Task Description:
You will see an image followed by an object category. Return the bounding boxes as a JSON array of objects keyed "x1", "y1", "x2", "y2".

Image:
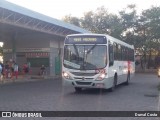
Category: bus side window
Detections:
[
  {"x1": 118, "y1": 44, "x2": 122, "y2": 60},
  {"x1": 113, "y1": 43, "x2": 117, "y2": 60},
  {"x1": 109, "y1": 41, "x2": 114, "y2": 66}
]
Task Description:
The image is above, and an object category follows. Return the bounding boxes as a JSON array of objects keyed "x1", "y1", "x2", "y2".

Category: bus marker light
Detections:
[
  {"x1": 113, "y1": 70, "x2": 117, "y2": 72},
  {"x1": 96, "y1": 83, "x2": 104, "y2": 88},
  {"x1": 158, "y1": 68, "x2": 160, "y2": 77},
  {"x1": 97, "y1": 73, "x2": 106, "y2": 80},
  {"x1": 63, "y1": 72, "x2": 70, "y2": 79},
  {"x1": 95, "y1": 69, "x2": 106, "y2": 74}
]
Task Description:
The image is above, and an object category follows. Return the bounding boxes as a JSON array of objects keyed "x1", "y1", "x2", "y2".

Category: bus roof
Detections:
[{"x1": 66, "y1": 34, "x2": 134, "y2": 49}]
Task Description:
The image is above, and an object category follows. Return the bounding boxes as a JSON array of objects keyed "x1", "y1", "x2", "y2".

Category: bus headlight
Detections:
[
  {"x1": 158, "y1": 68, "x2": 160, "y2": 77},
  {"x1": 62, "y1": 72, "x2": 71, "y2": 79},
  {"x1": 97, "y1": 73, "x2": 106, "y2": 80}
]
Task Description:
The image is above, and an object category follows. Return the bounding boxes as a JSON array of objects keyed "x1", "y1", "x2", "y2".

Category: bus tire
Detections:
[
  {"x1": 75, "y1": 87, "x2": 82, "y2": 92},
  {"x1": 108, "y1": 75, "x2": 117, "y2": 92},
  {"x1": 125, "y1": 72, "x2": 130, "y2": 85}
]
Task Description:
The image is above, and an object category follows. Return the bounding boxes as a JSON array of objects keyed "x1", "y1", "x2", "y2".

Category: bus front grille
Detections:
[
  {"x1": 74, "y1": 77, "x2": 93, "y2": 80},
  {"x1": 76, "y1": 81, "x2": 92, "y2": 85},
  {"x1": 71, "y1": 72, "x2": 97, "y2": 76}
]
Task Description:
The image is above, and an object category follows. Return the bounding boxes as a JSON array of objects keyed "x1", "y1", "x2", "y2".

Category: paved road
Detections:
[{"x1": 0, "y1": 74, "x2": 159, "y2": 120}]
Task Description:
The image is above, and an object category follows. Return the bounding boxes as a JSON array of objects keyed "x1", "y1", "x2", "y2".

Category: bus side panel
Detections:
[{"x1": 108, "y1": 61, "x2": 134, "y2": 85}]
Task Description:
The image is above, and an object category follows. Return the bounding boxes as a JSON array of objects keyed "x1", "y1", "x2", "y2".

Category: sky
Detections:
[{"x1": 5, "y1": 0, "x2": 160, "y2": 20}]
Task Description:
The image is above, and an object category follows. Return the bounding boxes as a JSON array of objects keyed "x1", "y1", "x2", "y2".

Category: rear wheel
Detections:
[
  {"x1": 108, "y1": 75, "x2": 117, "y2": 92},
  {"x1": 74, "y1": 87, "x2": 82, "y2": 92}
]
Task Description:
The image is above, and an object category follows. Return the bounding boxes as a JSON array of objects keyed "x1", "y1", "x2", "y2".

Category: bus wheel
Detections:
[
  {"x1": 108, "y1": 75, "x2": 117, "y2": 92},
  {"x1": 125, "y1": 72, "x2": 130, "y2": 85},
  {"x1": 75, "y1": 87, "x2": 82, "y2": 92}
]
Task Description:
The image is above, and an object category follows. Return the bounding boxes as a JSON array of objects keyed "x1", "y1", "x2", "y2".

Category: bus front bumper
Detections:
[{"x1": 62, "y1": 77, "x2": 113, "y2": 89}]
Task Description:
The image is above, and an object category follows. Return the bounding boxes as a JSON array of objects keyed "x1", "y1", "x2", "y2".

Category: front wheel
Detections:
[{"x1": 108, "y1": 75, "x2": 117, "y2": 92}]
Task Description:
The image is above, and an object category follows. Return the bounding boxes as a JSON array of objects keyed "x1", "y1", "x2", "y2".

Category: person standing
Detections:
[
  {"x1": 11, "y1": 61, "x2": 15, "y2": 79},
  {"x1": 0, "y1": 62, "x2": 3, "y2": 80},
  {"x1": 27, "y1": 62, "x2": 31, "y2": 73},
  {"x1": 40, "y1": 65, "x2": 45, "y2": 76},
  {"x1": 14, "y1": 63, "x2": 19, "y2": 79},
  {"x1": 23, "y1": 63, "x2": 28, "y2": 75},
  {"x1": 4, "y1": 61, "x2": 9, "y2": 78}
]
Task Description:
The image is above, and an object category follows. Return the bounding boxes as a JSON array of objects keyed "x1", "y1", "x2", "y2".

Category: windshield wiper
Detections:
[
  {"x1": 85, "y1": 44, "x2": 97, "y2": 61},
  {"x1": 82, "y1": 44, "x2": 97, "y2": 70},
  {"x1": 86, "y1": 44, "x2": 97, "y2": 54}
]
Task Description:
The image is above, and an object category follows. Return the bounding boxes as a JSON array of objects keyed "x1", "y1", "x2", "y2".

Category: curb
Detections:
[{"x1": 0, "y1": 75, "x2": 61, "y2": 85}]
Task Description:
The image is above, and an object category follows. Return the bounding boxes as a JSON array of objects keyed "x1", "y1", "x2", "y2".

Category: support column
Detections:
[
  {"x1": 12, "y1": 32, "x2": 17, "y2": 61},
  {"x1": 50, "y1": 47, "x2": 58, "y2": 76}
]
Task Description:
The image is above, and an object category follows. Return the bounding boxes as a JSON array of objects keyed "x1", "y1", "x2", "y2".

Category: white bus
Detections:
[{"x1": 62, "y1": 34, "x2": 135, "y2": 92}]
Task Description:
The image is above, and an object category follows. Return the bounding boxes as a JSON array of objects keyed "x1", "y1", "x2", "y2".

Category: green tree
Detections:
[
  {"x1": 63, "y1": 6, "x2": 123, "y2": 39},
  {"x1": 81, "y1": 6, "x2": 123, "y2": 39},
  {"x1": 62, "y1": 5, "x2": 160, "y2": 69},
  {"x1": 62, "y1": 15, "x2": 81, "y2": 27},
  {"x1": 81, "y1": 11, "x2": 96, "y2": 32},
  {"x1": 119, "y1": 5, "x2": 138, "y2": 44},
  {"x1": 140, "y1": 6, "x2": 160, "y2": 68}
]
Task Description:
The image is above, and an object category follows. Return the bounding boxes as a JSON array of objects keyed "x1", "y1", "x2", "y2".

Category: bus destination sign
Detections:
[{"x1": 65, "y1": 36, "x2": 107, "y2": 44}]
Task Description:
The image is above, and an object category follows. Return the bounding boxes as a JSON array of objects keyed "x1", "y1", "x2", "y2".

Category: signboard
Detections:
[
  {"x1": 17, "y1": 48, "x2": 50, "y2": 52},
  {"x1": 25, "y1": 52, "x2": 49, "y2": 58},
  {"x1": 3, "y1": 49, "x2": 13, "y2": 53},
  {"x1": 65, "y1": 36, "x2": 107, "y2": 44}
]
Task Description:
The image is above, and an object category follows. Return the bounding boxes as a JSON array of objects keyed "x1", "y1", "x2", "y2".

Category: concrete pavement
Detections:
[
  {"x1": 0, "y1": 73, "x2": 159, "y2": 120},
  {"x1": 0, "y1": 74, "x2": 61, "y2": 84}
]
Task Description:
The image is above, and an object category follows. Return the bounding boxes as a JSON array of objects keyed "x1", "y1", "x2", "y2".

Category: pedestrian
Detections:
[
  {"x1": 13, "y1": 63, "x2": 18, "y2": 79},
  {"x1": 11, "y1": 61, "x2": 15, "y2": 79},
  {"x1": 27, "y1": 62, "x2": 31, "y2": 73},
  {"x1": 23, "y1": 63, "x2": 28, "y2": 75},
  {"x1": 4, "y1": 61, "x2": 9, "y2": 78},
  {"x1": 0, "y1": 62, "x2": 3, "y2": 80},
  {"x1": 40, "y1": 65, "x2": 45, "y2": 76}
]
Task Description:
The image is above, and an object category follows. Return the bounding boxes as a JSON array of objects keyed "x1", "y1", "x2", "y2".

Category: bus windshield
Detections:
[{"x1": 63, "y1": 45, "x2": 107, "y2": 70}]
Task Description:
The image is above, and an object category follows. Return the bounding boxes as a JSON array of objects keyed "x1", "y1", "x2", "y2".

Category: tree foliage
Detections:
[
  {"x1": 62, "y1": 15, "x2": 81, "y2": 27},
  {"x1": 63, "y1": 5, "x2": 160, "y2": 62}
]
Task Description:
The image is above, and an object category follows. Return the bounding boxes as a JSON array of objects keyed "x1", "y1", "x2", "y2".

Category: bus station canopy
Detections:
[{"x1": 0, "y1": 0, "x2": 90, "y2": 38}]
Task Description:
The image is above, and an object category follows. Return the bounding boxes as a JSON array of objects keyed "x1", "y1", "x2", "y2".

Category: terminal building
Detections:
[{"x1": 0, "y1": 0, "x2": 90, "y2": 76}]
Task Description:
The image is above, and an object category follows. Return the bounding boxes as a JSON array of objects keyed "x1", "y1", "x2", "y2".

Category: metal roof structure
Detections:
[{"x1": 0, "y1": 0, "x2": 90, "y2": 37}]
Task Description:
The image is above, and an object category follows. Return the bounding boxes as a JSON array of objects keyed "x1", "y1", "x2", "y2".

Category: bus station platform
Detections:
[{"x1": 0, "y1": 75, "x2": 61, "y2": 85}]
